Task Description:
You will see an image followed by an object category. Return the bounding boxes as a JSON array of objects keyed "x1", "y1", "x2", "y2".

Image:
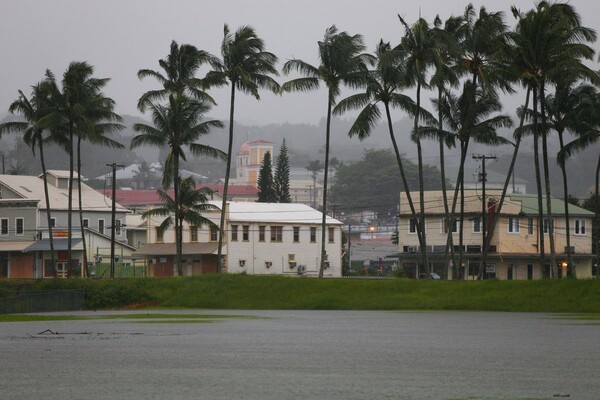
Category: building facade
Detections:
[
  {"x1": 136, "y1": 201, "x2": 343, "y2": 277},
  {"x1": 397, "y1": 190, "x2": 595, "y2": 280}
]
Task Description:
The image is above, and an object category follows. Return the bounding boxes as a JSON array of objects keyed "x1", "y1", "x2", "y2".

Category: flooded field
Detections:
[{"x1": 1, "y1": 310, "x2": 598, "y2": 399}]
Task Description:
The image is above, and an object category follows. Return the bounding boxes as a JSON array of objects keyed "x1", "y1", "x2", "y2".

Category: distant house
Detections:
[
  {"x1": 397, "y1": 190, "x2": 595, "y2": 280},
  {"x1": 135, "y1": 201, "x2": 343, "y2": 277},
  {"x1": 0, "y1": 171, "x2": 133, "y2": 278}
]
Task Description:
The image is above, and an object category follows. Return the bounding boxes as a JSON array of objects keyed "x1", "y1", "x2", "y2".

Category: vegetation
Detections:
[
  {"x1": 2, "y1": 276, "x2": 600, "y2": 312},
  {"x1": 273, "y1": 138, "x2": 291, "y2": 203},
  {"x1": 256, "y1": 151, "x2": 276, "y2": 202}
]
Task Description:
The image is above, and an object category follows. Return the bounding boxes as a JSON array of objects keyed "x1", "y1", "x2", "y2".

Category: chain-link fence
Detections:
[{"x1": 0, "y1": 289, "x2": 84, "y2": 314}]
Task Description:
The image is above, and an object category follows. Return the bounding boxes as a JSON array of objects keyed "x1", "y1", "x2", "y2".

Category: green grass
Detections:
[{"x1": 2, "y1": 275, "x2": 600, "y2": 313}]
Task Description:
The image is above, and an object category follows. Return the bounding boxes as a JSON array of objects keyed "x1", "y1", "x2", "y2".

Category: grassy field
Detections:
[{"x1": 2, "y1": 274, "x2": 600, "y2": 313}]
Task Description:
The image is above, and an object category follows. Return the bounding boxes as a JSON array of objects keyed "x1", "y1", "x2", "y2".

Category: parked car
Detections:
[{"x1": 420, "y1": 272, "x2": 441, "y2": 280}]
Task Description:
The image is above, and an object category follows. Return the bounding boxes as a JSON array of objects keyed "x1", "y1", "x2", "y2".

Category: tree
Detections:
[
  {"x1": 131, "y1": 95, "x2": 225, "y2": 275},
  {"x1": 305, "y1": 159, "x2": 324, "y2": 209},
  {"x1": 135, "y1": 41, "x2": 225, "y2": 276},
  {"x1": 0, "y1": 80, "x2": 59, "y2": 276},
  {"x1": 133, "y1": 160, "x2": 158, "y2": 189},
  {"x1": 282, "y1": 25, "x2": 369, "y2": 277},
  {"x1": 418, "y1": 81, "x2": 512, "y2": 276},
  {"x1": 274, "y1": 139, "x2": 291, "y2": 203},
  {"x1": 257, "y1": 151, "x2": 276, "y2": 202},
  {"x1": 142, "y1": 176, "x2": 218, "y2": 275},
  {"x1": 205, "y1": 24, "x2": 280, "y2": 273},
  {"x1": 44, "y1": 62, "x2": 123, "y2": 276}
]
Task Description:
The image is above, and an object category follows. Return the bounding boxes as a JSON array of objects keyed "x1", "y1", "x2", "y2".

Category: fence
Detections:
[
  {"x1": 87, "y1": 263, "x2": 146, "y2": 278},
  {"x1": 0, "y1": 289, "x2": 85, "y2": 314}
]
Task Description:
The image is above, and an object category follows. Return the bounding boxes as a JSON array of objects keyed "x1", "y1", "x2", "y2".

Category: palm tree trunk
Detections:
[
  {"x1": 595, "y1": 155, "x2": 600, "y2": 274},
  {"x1": 414, "y1": 80, "x2": 429, "y2": 274},
  {"x1": 67, "y1": 121, "x2": 74, "y2": 278},
  {"x1": 217, "y1": 84, "x2": 236, "y2": 273},
  {"x1": 319, "y1": 97, "x2": 333, "y2": 278},
  {"x1": 459, "y1": 142, "x2": 466, "y2": 279},
  {"x1": 448, "y1": 141, "x2": 469, "y2": 279},
  {"x1": 481, "y1": 88, "x2": 531, "y2": 278},
  {"x1": 77, "y1": 134, "x2": 89, "y2": 278},
  {"x1": 437, "y1": 86, "x2": 455, "y2": 279},
  {"x1": 532, "y1": 89, "x2": 547, "y2": 277},
  {"x1": 557, "y1": 130, "x2": 572, "y2": 275},
  {"x1": 39, "y1": 138, "x2": 56, "y2": 278},
  {"x1": 174, "y1": 153, "x2": 181, "y2": 276},
  {"x1": 540, "y1": 83, "x2": 557, "y2": 278},
  {"x1": 384, "y1": 102, "x2": 424, "y2": 258}
]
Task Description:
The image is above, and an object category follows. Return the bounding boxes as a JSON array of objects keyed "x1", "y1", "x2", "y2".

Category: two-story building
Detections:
[
  {"x1": 135, "y1": 201, "x2": 343, "y2": 277},
  {"x1": 0, "y1": 171, "x2": 133, "y2": 278},
  {"x1": 397, "y1": 190, "x2": 595, "y2": 280}
]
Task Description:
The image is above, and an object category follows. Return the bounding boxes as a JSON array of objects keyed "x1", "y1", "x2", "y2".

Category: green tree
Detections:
[
  {"x1": 0, "y1": 80, "x2": 59, "y2": 276},
  {"x1": 44, "y1": 62, "x2": 123, "y2": 276},
  {"x1": 274, "y1": 139, "x2": 291, "y2": 203},
  {"x1": 205, "y1": 24, "x2": 280, "y2": 273},
  {"x1": 257, "y1": 151, "x2": 276, "y2": 202},
  {"x1": 135, "y1": 41, "x2": 225, "y2": 276},
  {"x1": 142, "y1": 176, "x2": 217, "y2": 275},
  {"x1": 131, "y1": 95, "x2": 225, "y2": 275},
  {"x1": 282, "y1": 25, "x2": 369, "y2": 277},
  {"x1": 133, "y1": 160, "x2": 158, "y2": 189}
]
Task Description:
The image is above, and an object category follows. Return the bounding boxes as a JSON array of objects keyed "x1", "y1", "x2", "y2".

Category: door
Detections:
[
  {"x1": 56, "y1": 262, "x2": 68, "y2": 278},
  {"x1": 527, "y1": 264, "x2": 533, "y2": 280}
]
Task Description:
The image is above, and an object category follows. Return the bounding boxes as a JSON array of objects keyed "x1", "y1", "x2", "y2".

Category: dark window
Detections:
[
  {"x1": 16, "y1": 218, "x2": 24, "y2": 235},
  {"x1": 190, "y1": 226, "x2": 198, "y2": 242},
  {"x1": 328, "y1": 227, "x2": 335, "y2": 243},
  {"x1": 98, "y1": 219, "x2": 105, "y2": 235},
  {"x1": 310, "y1": 227, "x2": 317, "y2": 243},
  {"x1": 0, "y1": 219, "x2": 7, "y2": 235},
  {"x1": 270, "y1": 226, "x2": 283, "y2": 242},
  {"x1": 242, "y1": 225, "x2": 249, "y2": 241},
  {"x1": 231, "y1": 225, "x2": 238, "y2": 241},
  {"x1": 472, "y1": 217, "x2": 481, "y2": 233},
  {"x1": 293, "y1": 227, "x2": 300, "y2": 243},
  {"x1": 210, "y1": 226, "x2": 218, "y2": 242},
  {"x1": 156, "y1": 227, "x2": 163, "y2": 243},
  {"x1": 527, "y1": 218, "x2": 534, "y2": 235},
  {"x1": 259, "y1": 225, "x2": 265, "y2": 242}
]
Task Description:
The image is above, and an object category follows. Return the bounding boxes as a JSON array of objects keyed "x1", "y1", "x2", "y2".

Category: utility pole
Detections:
[
  {"x1": 107, "y1": 163, "x2": 124, "y2": 278},
  {"x1": 473, "y1": 154, "x2": 496, "y2": 278}
]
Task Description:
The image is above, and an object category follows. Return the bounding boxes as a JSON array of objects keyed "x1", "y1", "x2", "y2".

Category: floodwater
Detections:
[{"x1": 1, "y1": 310, "x2": 599, "y2": 400}]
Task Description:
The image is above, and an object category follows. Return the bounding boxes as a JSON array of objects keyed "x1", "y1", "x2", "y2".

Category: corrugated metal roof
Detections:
[
  {"x1": 0, "y1": 173, "x2": 127, "y2": 212},
  {"x1": 24, "y1": 238, "x2": 83, "y2": 252},
  {"x1": 227, "y1": 202, "x2": 342, "y2": 225},
  {"x1": 0, "y1": 241, "x2": 35, "y2": 251},
  {"x1": 508, "y1": 194, "x2": 595, "y2": 217}
]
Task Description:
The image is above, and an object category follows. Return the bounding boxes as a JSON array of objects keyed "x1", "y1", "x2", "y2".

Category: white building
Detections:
[{"x1": 136, "y1": 201, "x2": 343, "y2": 277}]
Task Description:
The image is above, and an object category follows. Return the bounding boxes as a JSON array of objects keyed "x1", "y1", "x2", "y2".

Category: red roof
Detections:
[{"x1": 99, "y1": 184, "x2": 258, "y2": 207}]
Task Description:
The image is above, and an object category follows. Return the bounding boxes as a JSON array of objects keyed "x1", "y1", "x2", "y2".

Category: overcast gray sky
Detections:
[{"x1": 2, "y1": 0, "x2": 599, "y2": 126}]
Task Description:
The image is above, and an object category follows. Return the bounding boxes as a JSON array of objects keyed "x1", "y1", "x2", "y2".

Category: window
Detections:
[
  {"x1": 293, "y1": 226, "x2": 300, "y2": 243},
  {"x1": 190, "y1": 226, "x2": 198, "y2": 242},
  {"x1": 210, "y1": 225, "x2": 218, "y2": 242},
  {"x1": 1, "y1": 218, "x2": 8, "y2": 235},
  {"x1": 310, "y1": 227, "x2": 317, "y2": 243},
  {"x1": 527, "y1": 217, "x2": 534, "y2": 235},
  {"x1": 328, "y1": 227, "x2": 335, "y2": 243},
  {"x1": 15, "y1": 218, "x2": 24, "y2": 235},
  {"x1": 115, "y1": 219, "x2": 122, "y2": 235},
  {"x1": 442, "y1": 218, "x2": 459, "y2": 234},
  {"x1": 242, "y1": 225, "x2": 249, "y2": 241},
  {"x1": 98, "y1": 219, "x2": 105, "y2": 235},
  {"x1": 231, "y1": 225, "x2": 238, "y2": 241},
  {"x1": 83, "y1": 218, "x2": 89, "y2": 228},
  {"x1": 508, "y1": 217, "x2": 520, "y2": 233},
  {"x1": 156, "y1": 227, "x2": 163, "y2": 243},
  {"x1": 258, "y1": 225, "x2": 266, "y2": 242},
  {"x1": 472, "y1": 217, "x2": 481, "y2": 233},
  {"x1": 574, "y1": 219, "x2": 586, "y2": 235},
  {"x1": 543, "y1": 218, "x2": 554, "y2": 234},
  {"x1": 50, "y1": 218, "x2": 56, "y2": 228},
  {"x1": 409, "y1": 218, "x2": 418, "y2": 234},
  {"x1": 270, "y1": 226, "x2": 283, "y2": 242}
]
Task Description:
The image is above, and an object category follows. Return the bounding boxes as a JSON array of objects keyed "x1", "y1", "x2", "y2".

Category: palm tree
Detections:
[
  {"x1": 131, "y1": 94, "x2": 225, "y2": 275},
  {"x1": 332, "y1": 39, "x2": 432, "y2": 273},
  {"x1": 397, "y1": 16, "x2": 439, "y2": 273},
  {"x1": 204, "y1": 24, "x2": 280, "y2": 273},
  {"x1": 142, "y1": 176, "x2": 218, "y2": 275},
  {"x1": 510, "y1": 2, "x2": 596, "y2": 278},
  {"x1": 418, "y1": 81, "x2": 512, "y2": 276},
  {"x1": 137, "y1": 40, "x2": 216, "y2": 111},
  {"x1": 0, "y1": 80, "x2": 59, "y2": 277},
  {"x1": 44, "y1": 62, "x2": 123, "y2": 276},
  {"x1": 282, "y1": 25, "x2": 369, "y2": 277}
]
